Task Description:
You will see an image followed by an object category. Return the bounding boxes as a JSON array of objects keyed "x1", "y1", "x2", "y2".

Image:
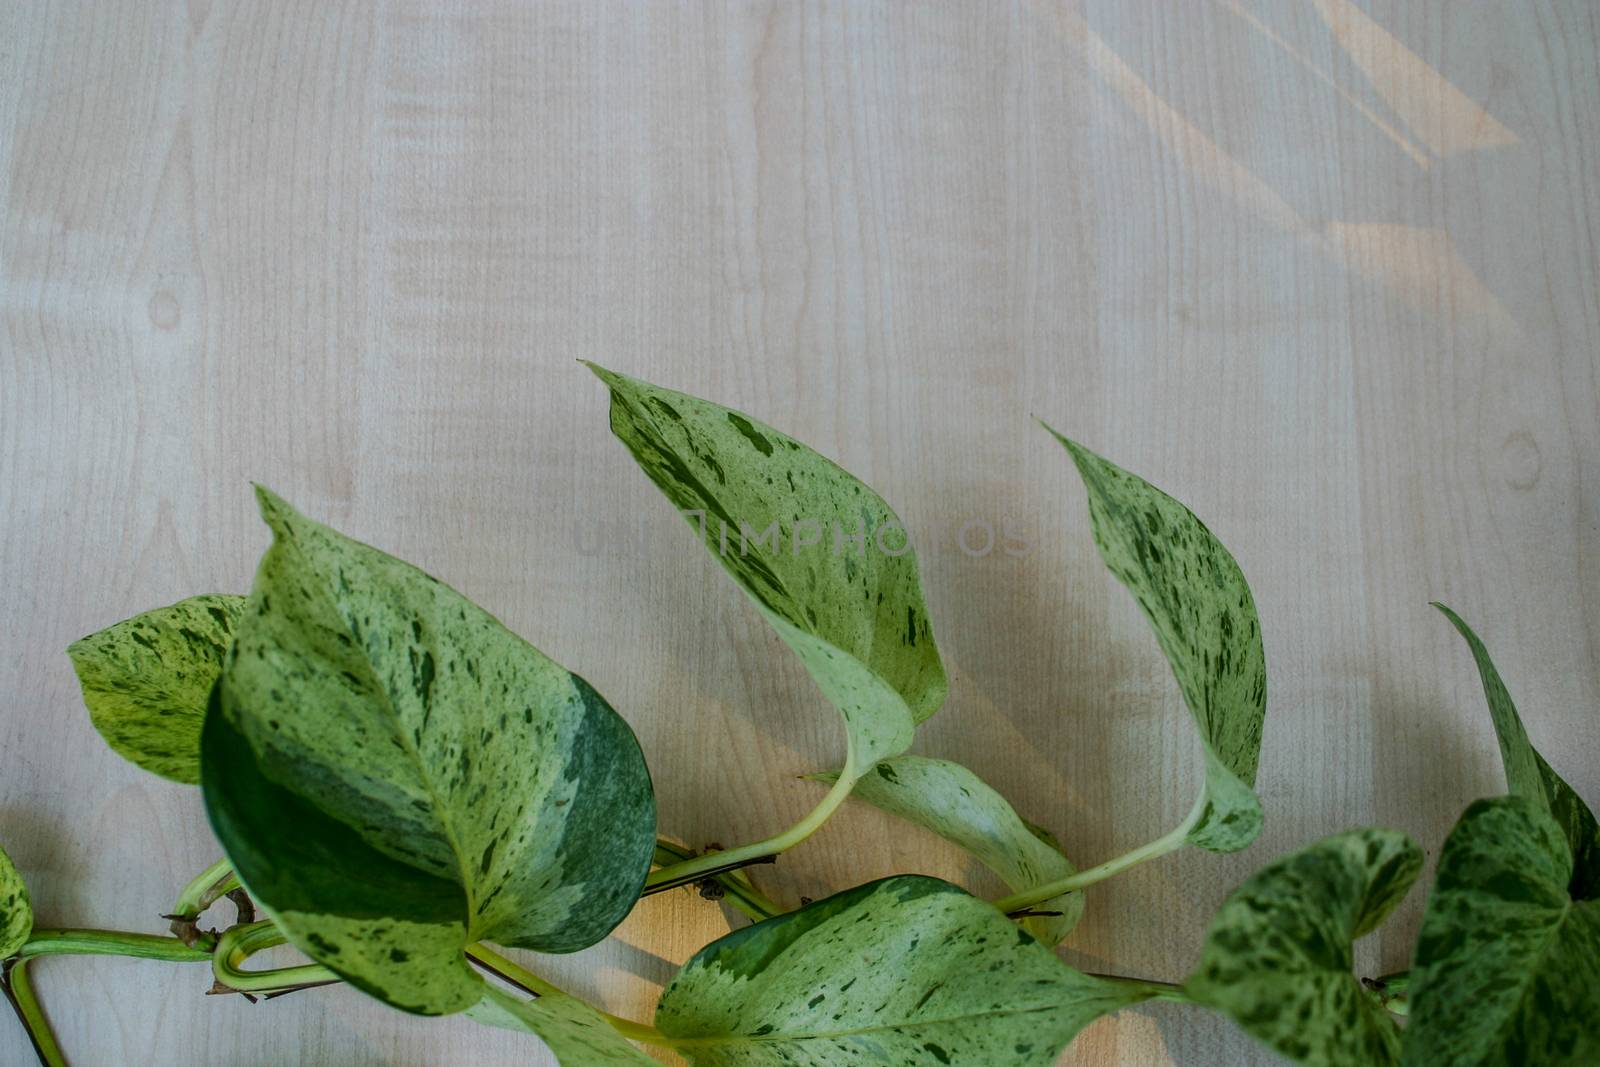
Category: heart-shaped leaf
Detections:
[
  {"x1": 0, "y1": 844, "x2": 32, "y2": 959},
  {"x1": 654, "y1": 875, "x2": 1151, "y2": 1065},
  {"x1": 1185, "y1": 828, "x2": 1422, "y2": 1066},
  {"x1": 590, "y1": 366, "x2": 945, "y2": 780},
  {"x1": 1046, "y1": 430, "x2": 1266, "y2": 852},
  {"x1": 201, "y1": 488, "x2": 655, "y2": 1014},
  {"x1": 1403, "y1": 796, "x2": 1600, "y2": 1067},
  {"x1": 807, "y1": 757, "x2": 1083, "y2": 943},
  {"x1": 1434, "y1": 604, "x2": 1600, "y2": 899},
  {"x1": 68, "y1": 595, "x2": 244, "y2": 784},
  {"x1": 468, "y1": 986, "x2": 655, "y2": 1065}
]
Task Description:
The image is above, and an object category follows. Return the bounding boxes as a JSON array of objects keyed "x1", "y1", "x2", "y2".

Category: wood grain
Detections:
[{"x1": 2, "y1": 2, "x2": 1596, "y2": 1064}]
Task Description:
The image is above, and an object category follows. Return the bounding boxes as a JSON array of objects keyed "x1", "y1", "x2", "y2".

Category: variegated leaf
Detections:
[
  {"x1": 589, "y1": 365, "x2": 945, "y2": 780},
  {"x1": 655, "y1": 875, "x2": 1150, "y2": 1066},
  {"x1": 468, "y1": 985, "x2": 656, "y2": 1065},
  {"x1": 1403, "y1": 796, "x2": 1600, "y2": 1067},
  {"x1": 1046, "y1": 430, "x2": 1266, "y2": 851},
  {"x1": 202, "y1": 488, "x2": 655, "y2": 1015},
  {"x1": 1186, "y1": 828, "x2": 1422, "y2": 1066},
  {"x1": 0, "y1": 843, "x2": 31, "y2": 959},
  {"x1": 807, "y1": 756, "x2": 1082, "y2": 943},
  {"x1": 1434, "y1": 604, "x2": 1600, "y2": 899},
  {"x1": 68, "y1": 594, "x2": 243, "y2": 784}
]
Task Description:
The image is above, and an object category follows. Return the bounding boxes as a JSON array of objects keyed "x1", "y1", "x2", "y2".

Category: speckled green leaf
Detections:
[
  {"x1": 0, "y1": 844, "x2": 31, "y2": 959},
  {"x1": 655, "y1": 875, "x2": 1150, "y2": 1065},
  {"x1": 202, "y1": 488, "x2": 655, "y2": 1015},
  {"x1": 1434, "y1": 604, "x2": 1600, "y2": 900},
  {"x1": 807, "y1": 757, "x2": 1083, "y2": 944},
  {"x1": 468, "y1": 986, "x2": 655, "y2": 1065},
  {"x1": 590, "y1": 365, "x2": 945, "y2": 780},
  {"x1": 1403, "y1": 797, "x2": 1600, "y2": 1067},
  {"x1": 1046, "y1": 430, "x2": 1266, "y2": 852},
  {"x1": 67, "y1": 594, "x2": 243, "y2": 784},
  {"x1": 1186, "y1": 828, "x2": 1422, "y2": 1066}
]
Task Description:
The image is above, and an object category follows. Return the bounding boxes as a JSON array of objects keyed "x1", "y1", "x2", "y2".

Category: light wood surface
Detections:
[{"x1": 3, "y1": 2, "x2": 1597, "y2": 1064}]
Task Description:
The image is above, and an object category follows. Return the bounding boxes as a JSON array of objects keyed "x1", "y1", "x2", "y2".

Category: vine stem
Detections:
[
  {"x1": 650, "y1": 841, "x2": 785, "y2": 921},
  {"x1": 16, "y1": 930, "x2": 213, "y2": 962},
  {"x1": 3, "y1": 960, "x2": 67, "y2": 1067},
  {"x1": 212, "y1": 922, "x2": 339, "y2": 995},
  {"x1": 644, "y1": 758, "x2": 858, "y2": 892},
  {"x1": 995, "y1": 792, "x2": 1207, "y2": 915},
  {"x1": 169, "y1": 857, "x2": 238, "y2": 920},
  {"x1": 1088, "y1": 972, "x2": 1193, "y2": 1004}
]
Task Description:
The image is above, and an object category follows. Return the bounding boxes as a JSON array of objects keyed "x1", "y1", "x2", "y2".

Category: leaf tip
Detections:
[
  {"x1": 1037, "y1": 422, "x2": 1103, "y2": 475},
  {"x1": 250, "y1": 485, "x2": 303, "y2": 535},
  {"x1": 1430, "y1": 601, "x2": 1476, "y2": 641},
  {"x1": 581, "y1": 360, "x2": 623, "y2": 389}
]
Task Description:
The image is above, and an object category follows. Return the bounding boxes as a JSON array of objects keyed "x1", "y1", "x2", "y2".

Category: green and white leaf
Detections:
[
  {"x1": 1403, "y1": 796, "x2": 1600, "y2": 1067},
  {"x1": 1435, "y1": 604, "x2": 1600, "y2": 899},
  {"x1": 1047, "y1": 430, "x2": 1266, "y2": 852},
  {"x1": 0, "y1": 843, "x2": 32, "y2": 959},
  {"x1": 68, "y1": 594, "x2": 243, "y2": 784},
  {"x1": 468, "y1": 986, "x2": 656, "y2": 1066},
  {"x1": 655, "y1": 875, "x2": 1151, "y2": 1066},
  {"x1": 590, "y1": 365, "x2": 945, "y2": 780},
  {"x1": 1186, "y1": 828, "x2": 1422, "y2": 1066},
  {"x1": 807, "y1": 756, "x2": 1083, "y2": 943},
  {"x1": 202, "y1": 488, "x2": 656, "y2": 1015}
]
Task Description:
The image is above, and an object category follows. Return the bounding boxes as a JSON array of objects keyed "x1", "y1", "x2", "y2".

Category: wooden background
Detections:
[{"x1": 2, "y1": 2, "x2": 1596, "y2": 1064}]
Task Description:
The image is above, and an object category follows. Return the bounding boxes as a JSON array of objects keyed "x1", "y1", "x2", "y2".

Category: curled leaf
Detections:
[
  {"x1": 1403, "y1": 797, "x2": 1600, "y2": 1067},
  {"x1": 1434, "y1": 604, "x2": 1600, "y2": 899},
  {"x1": 808, "y1": 756, "x2": 1083, "y2": 943},
  {"x1": 1186, "y1": 828, "x2": 1422, "y2": 1066},
  {"x1": 591, "y1": 365, "x2": 945, "y2": 780},
  {"x1": 68, "y1": 594, "x2": 243, "y2": 783},
  {"x1": 468, "y1": 986, "x2": 655, "y2": 1066},
  {"x1": 0, "y1": 844, "x2": 32, "y2": 959},
  {"x1": 1046, "y1": 430, "x2": 1266, "y2": 852},
  {"x1": 202, "y1": 488, "x2": 655, "y2": 1014},
  {"x1": 655, "y1": 875, "x2": 1150, "y2": 1065}
]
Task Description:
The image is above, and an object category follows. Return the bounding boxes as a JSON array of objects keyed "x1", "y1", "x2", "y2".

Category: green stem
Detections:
[
  {"x1": 464, "y1": 944, "x2": 566, "y2": 998},
  {"x1": 464, "y1": 944, "x2": 675, "y2": 1046},
  {"x1": 4, "y1": 960, "x2": 67, "y2": 1067},
  {"x1": 16, "y1": 930, "x2": 212, "y2": 963},
  {"x1": 995, "y1": 792, "x2": 1207, "y2": 915},
  {"x1": 645, "y1": 764, "x2": 858, "y2": 892},
  {"x1": 169, "y1": 857, "x2": 237, "y2": 920},
  {"x1": 1089, "y1": 972, "x2": 1193, "y2": 1004},
  {"x1": 652, "y1": 841, "x2": 784, "y2": 921},
  {"x1": 211, "y1": 922, "x2": 338, "y2": 994},
  {"x1": 1363, "y1": 970, "x2": 1410, "y2": 1017}
]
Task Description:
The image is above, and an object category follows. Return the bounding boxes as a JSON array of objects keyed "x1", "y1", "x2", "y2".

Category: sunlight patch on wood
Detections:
[{"x1": 1312, "y1": 0, "x2": 1518, "y2": 158}]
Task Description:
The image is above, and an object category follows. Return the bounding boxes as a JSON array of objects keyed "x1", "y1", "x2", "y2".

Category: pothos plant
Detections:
[{"x1": 2, "y1": 365, "x2": 1596, "y2": 1067}]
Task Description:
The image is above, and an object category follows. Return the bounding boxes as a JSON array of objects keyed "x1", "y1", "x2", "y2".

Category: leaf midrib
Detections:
[
  {"x1": 276, "y1": 523, "x2": 481, "y2": 928},
  {"x1": 663, "y1": 996, "x2": 1104, "y2": 1049}
]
